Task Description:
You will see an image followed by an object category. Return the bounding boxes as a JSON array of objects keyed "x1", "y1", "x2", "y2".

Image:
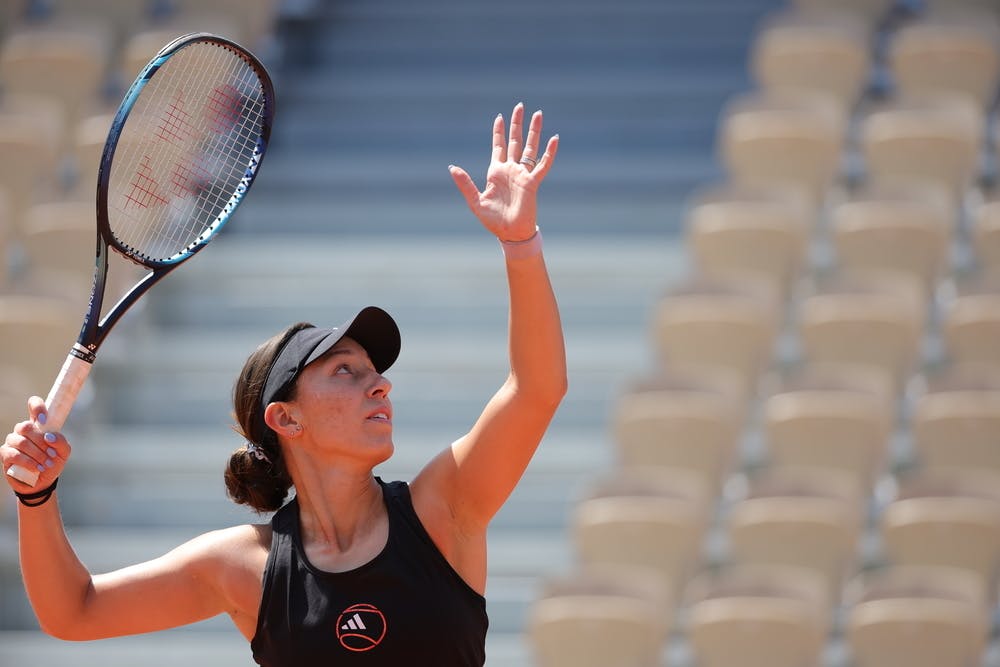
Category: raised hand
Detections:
[{"x1": 449, "y1": 103, "x2": 559, "y2": 242}]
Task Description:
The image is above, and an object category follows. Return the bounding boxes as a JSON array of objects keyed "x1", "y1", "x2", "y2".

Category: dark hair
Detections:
[{"x1": 224, "y1": 322, "x2": 314, "y2": 512}]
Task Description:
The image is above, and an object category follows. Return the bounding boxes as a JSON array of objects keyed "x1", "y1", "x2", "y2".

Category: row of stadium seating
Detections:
[{"x1": 527, "y1": 0, "x2": 1000, "y2": 665}]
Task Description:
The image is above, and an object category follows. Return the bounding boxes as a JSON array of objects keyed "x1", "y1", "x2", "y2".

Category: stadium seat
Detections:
[
  {"x1": 829, "y1": 183, "x2": 953, "y2": 296},
  {"x1": 528, "y1": 565, "x2": 670, "y2": 667},
  {"x1": 971, "y1": 199, "x2": 1000, "y2": 276},
  {"x1": 0, "y1": 99, "x2": 64, "y2": 230},
  {"x1": 846, "y1": 565, "x2": 991, "y2": 667},
  {"x1": 650, "y1": 278, "x2": 779, "y2": 397},
  {"x1": 70, "y1": 113, "x2": 114, "y2": 198},
  {"x1": 941, "y1": 290, "x2": 1000, "y2": 370},
  {"x1": 611, "y1": 373, "x2": 745, "y2": 493},
  {"x1": 763, "y1": 372, "x2": 894, "y2": 490},
  {"x1": 684, "y1": 564, "x2": 830, "y2": 667},
  {"x1": 913, "y1": 374, "x2": 1000, "y2": 474},
  {"x1": 167, "y1": 0, "x2": 280, "y2": 50},
  {"x1": 860, "y1": 95, "x2": 984, "y2": 200},
  {"x1": 119, "y1": 20, "x2": 243, "y2": 86},
  {"x1": 788, "y1": 0, "x2": 894, "y2": 28},
  {"x1": 797, "y1": 274, "x2": 925, "y2": 390},
  {"x1": 888, "y1": 14, "x2": 1000, "y2": 109},
  {"x1": 881, "y1": 491, "x2": 1000, "y2": 593},
  {"x1": 572, "y1": 492, "x2": 707, "y2": 599},
  {"x1": 0, "y1": 294, "x2": 80, "y2": 396},
  {"x1": 750, "y1": 10, "x2": 872, "y2": 112},
  {"x1": 18, "y1": 201, "x2": 96, "y2": 294},
  {"x1": 684, "y1": 184, "x2": 811, "y2": 300},
  {"x1": 725, "y1": 489, "x2": 861, "y2": 600},
  {"x1": 718, "y1": 90, "x2": 847, "y2": 206},
  {"x1": 0, "y1": 22, "x2": 113, "y2": 132}
]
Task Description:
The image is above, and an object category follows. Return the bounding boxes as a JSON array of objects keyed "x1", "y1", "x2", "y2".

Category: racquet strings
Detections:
[{"x1": 107, "y1": 41, "x2": 268, "y2": 264}]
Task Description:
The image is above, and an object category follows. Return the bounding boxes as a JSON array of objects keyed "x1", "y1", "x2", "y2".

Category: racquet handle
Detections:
[{"x1": 6, "y1": 347, "x2": 93, "y2": 488}]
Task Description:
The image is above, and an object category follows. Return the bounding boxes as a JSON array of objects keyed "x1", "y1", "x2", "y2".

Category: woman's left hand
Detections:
[{"x1": 449, "y1": 103, "x2": 558, "y2": 242}]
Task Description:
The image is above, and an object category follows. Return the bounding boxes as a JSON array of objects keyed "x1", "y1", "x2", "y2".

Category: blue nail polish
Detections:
[
  {"x1": 44, "y1": 432, "x2": 57, "y2": 443},
  {"x1": 36, "y1": 464, "x2": 45, "y2": 472},
  {"x1": 45, "y1": 459, "x2": 54, "y2": 468},
  {"x1": 37, "y1": 412, "x2": 47, "y2": 425},
  {"x1": 47, "y1": 447, "x2": 57, "y2": 458}
]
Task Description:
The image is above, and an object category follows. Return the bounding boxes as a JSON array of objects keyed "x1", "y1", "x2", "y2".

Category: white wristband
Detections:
[{"x1": 499, "y1": 227, "x2": 542, "y2": 260}]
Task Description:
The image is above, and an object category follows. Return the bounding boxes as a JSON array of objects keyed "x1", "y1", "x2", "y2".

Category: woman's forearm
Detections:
[{"x1": 18, "y1": 495, "x2": 96, "y2": 637}]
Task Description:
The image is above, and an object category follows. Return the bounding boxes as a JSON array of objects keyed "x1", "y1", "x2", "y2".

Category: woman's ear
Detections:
[{"x1": 263, "y1": 402, "x2": 302, "y2": 438}]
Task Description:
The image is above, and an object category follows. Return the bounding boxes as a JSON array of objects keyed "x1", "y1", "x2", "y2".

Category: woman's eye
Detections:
[{"x1": 335, "y1": 364, "x2": 351, "y2": 375}]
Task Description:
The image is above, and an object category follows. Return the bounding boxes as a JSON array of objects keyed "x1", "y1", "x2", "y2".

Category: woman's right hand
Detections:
[{"x1": 1, "y1": 396, "x2": 70, "y2": 494}]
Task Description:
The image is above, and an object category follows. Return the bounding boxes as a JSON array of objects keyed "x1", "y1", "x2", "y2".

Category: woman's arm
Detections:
[
  {"x1": 3, "y1": 398, "x2": 254, "y2": 640},
  {"x1": 416, "y1": 103, "x2": 567, "y2": 531}
]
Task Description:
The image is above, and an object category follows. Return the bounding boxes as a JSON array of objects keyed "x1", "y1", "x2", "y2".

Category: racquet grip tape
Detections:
[{"x1": 7, "y1": 464, "x2": 40, "y2": 487}]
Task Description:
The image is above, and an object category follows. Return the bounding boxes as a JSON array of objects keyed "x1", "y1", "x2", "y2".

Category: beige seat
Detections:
[
  {"x1": 528, "y1": 566, "x2": 670, "y2": 667},
  {"x1": 0, "y1": 101, "x2": 64, "y2": 229},
  {"x1": 846, "y1": 564, "x2": 990, "y2": 667},
  {"x1": 685, "y1": 184, "x2": 811, "y2": 300},
  {"x1": 611, "y1": 374, "x2": 745, "y2": 492},
  {"x1": 881, "y1": 491, "x2": 1000, "y2": 592},
  {"x1": 19, "y1": 201, "x2": 97, "y2": 291},
  {"x1": 650, "y1": 278, "x2": 779, "y2": 397},
  {"x1": 119, "y1": 19, "x2": 243, "y2": 84},
  {"x1": 888, "y1": 15, "x2": 1000, "y2": 109},
  {"x1": 763, "y1": 372, "x2": 894, "y2": 490},
  {"x1": 573, "y1": 493, "x2": 707, "y2": 599},
  {"x1": 70, "y1": 112, "x2": 114, "y2": 198},
  {"x1": 684, "y1": 564, "x2": 830, "y2": 667},
  {"x1": 829, "y1": 183, "x2": 953, "y2": 296},
  {"x1": 860, "y1": 95, "x2": 984, "y2": 200},
  {"x1": 971, "y1": 199, "x2": 1000, "y2": 275},
  {"x1": 750, "y1": 10, "x2": 872, "y2": 111},
  {"x1": 0, "y1": 294, "x2": 80, "y2": 396},
  {"x1": 719, "y1": 91, "x2": 846, "y2": 205},
  {"x1": 913, "y1": 376, "x2": 1000, "y2": 474},
  {"x1": 725, "y1": 489, "x2": 861, "y2": 600},
  {"x1": 942, "y1": 291, "x2": 1000, "y2": 370},
  {"x1": 0, "y1": 22, "x2": 112, "y2": 132},
  {"x1": 797, "y1": 274, "x2": 925, "y2": 390},
  {"x1": 168, "y1": 0, "x2": 279, "y2": 49}
]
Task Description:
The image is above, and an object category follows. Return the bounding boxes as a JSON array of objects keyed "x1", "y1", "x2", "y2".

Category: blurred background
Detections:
[{"x1": 2, "y1": 0, "x2": 1000, "y2": 665}]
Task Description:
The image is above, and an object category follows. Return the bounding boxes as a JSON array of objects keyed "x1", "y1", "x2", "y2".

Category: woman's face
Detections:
[{"x1": 287, "y1": 336, "x2": 394, "y2": 463}]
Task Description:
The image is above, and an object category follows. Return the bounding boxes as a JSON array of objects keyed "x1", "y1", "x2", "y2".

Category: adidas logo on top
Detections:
[{"x1": 342, "y1": 613, "x2": 367, "y2": 631}]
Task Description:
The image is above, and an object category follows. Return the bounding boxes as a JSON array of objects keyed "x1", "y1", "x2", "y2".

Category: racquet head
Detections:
[{"x1": 99, "y1": 32, "x2": 275, "y2": 268}]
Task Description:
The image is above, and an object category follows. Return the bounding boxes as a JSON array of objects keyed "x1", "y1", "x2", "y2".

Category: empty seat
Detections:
[
  {"x1": 611, "y1": 373, "x2": 745, "y2": 492},
  {"x1": 888, "y1": 15, "x2": 1000, "y2": 109},
  {"x1": 829, "y1": 183, "x2": 953, "y2": 295},
  {"x1": 573, "y1": 492, "x2": 707, "y2": 598},
  {"x1": 750, "y1": 10, "x2": 872, "y2": 111},
  {"x1": 797, "y1": 274, "x2": 925, "y2": 390},
  {"x1": 685, "y1": 184, "x2": 811, "y2": 300},
  {"x1": 70, "y1": 112, "x2": 114, "y2": 198},
  {"x1": 913, "y1": 374, "x2": 1000, "y2": 474},
  {"x1": 0, "y1": 22, "x2": 112, "y2": 131},
  {"x1": 881, "y1": 490, "x2": 1000, "y2": 591},
  {"x1": 684, "y1": 564, "x2": 830, "y2": 667},
  {"x1": 650, "y1": 278, "x2": 779, "y2": 397},
  {"x1": 846, "y1": 564, "x2": 990, "y2": 667},
  {"x1": 763, "y1": 371, "x2": 894, "y2": 489},
  {"x1": 719, "y1": 91, "x2": 847, "y2": 205},
  {"x1": 167, "y1": 0, "x2": 280, "y2": 49},
  {"x1": 725, "y1": 487, "x2": 861, "y2": 599},
  {"x1": 860, "y1": 95, "x2": 984, "y2": 199},
  {"x1": 0, "y1": 99, "x2": 64, "y2": 228},
  {"x1": 0, "y1": 294, "x2": 80, "y2": 396},
  {"x1": 941, "y1": 290, "x2": 1000, "y2": 370},
  {"x1": 119, "y1": 19, "x2": 242, "y2": 85},
  {"x1": 528, "y1": 565, "x2": 670, "y2": 667},
  {"x1": 970, "y1": 198, "x2": 1000, "y2": 276}
]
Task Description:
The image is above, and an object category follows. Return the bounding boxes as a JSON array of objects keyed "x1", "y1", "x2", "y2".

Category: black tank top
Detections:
[{"x1": 251, "y1": 478, "x2": 488, "y2": 666}]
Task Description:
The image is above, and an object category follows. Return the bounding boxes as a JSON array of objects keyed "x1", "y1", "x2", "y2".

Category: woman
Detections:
[{"x1": 1, "y1": 103, "x2": 565, "y2": 665}]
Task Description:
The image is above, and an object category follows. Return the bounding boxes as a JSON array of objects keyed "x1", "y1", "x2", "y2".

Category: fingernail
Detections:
[
  {"x1": 47, "y1": 447, "x2": 57, "y2": 458},
  {"x1": 44, "y1": 432, "x2": 57, "y2": 443},
  {"x1": 36, "y1": 464, "x2": 45, "y2": 472},
  {"x1": 37, "y1": 412, "x2": 47, "y2": 425},
  {"x1": 45, "y1": 459, "x2": 54, "y2": 468}
]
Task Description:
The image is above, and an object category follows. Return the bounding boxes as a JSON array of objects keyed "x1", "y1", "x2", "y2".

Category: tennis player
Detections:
[{"x1": 1, "y1": 103, "x2": 564, "y2": 666}]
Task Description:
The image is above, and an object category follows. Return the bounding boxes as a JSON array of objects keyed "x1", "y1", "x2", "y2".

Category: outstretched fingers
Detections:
[
  {"x1": 491, "y1": 112, "x2": 506, "y2": 164},
  {"x1": 529, "y1": 133, "x2": 560, "y2": 182}
]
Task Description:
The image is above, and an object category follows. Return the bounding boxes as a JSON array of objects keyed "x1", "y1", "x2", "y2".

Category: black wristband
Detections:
[{"x1": 14, "y1": 477, "x2": 58, "y2": 507}]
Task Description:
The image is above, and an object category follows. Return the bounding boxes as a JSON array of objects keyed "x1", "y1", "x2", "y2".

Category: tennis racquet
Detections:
[{"x1": 7, "y1": 33, "x2": 275, "y2": 487}]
